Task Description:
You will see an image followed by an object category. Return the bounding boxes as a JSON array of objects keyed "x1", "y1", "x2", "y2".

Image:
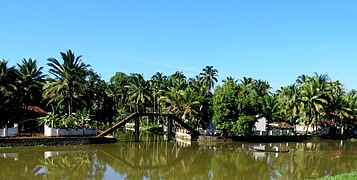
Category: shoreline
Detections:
[
  {"x1": 0, "y1": 136, "x2": 116, "y2": 147},
  {"x1": 198, "y1": 134, "x2": 356, "y2": 143}
]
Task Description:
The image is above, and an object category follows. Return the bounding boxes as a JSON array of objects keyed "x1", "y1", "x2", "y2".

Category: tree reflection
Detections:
[
  {"x1": 0, "y1": 140, "x2": 357, "y2": 179},
  {"x1": 36, "y1": 151, "x2": 106, "y2": 179}
]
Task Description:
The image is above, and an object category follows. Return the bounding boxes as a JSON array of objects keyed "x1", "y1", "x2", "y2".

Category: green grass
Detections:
[{"x1": 317, "y1": 171, "x2": 357, "y2": 180}]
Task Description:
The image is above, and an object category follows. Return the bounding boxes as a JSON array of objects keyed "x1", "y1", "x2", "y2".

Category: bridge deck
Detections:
[{"x1": 97, "y1": 113, "x2": 200, "y2": 138}]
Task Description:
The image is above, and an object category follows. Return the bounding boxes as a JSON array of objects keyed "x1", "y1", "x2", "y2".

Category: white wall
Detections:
[{"x1": 254, "y1": 117, "x2": 267, "y2": 131}]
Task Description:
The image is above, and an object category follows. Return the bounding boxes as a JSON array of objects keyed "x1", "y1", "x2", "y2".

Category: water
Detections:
[{"x1": 0, "y1": 132, "x2": 357, "y2": 179}]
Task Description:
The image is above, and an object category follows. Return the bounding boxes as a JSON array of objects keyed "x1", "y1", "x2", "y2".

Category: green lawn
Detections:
[{"x1": 317, "y1": 172, "x2": 357, "y2": 180}]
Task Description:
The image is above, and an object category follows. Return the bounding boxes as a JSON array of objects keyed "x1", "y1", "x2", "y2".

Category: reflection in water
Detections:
[
  {"x1": 0, "y1": 134, "x2": 357, "y2": 179},
  {"x1": 0, "y1": 152, "x2": 18, "y2": 160}
]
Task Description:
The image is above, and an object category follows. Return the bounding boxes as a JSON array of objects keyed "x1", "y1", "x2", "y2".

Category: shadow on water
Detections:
[{"x1": 0, "y1": 131, "x2": 357, "y2": 179}]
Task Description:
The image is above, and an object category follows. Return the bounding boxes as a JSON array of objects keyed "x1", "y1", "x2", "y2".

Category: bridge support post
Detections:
[
  {"x1": 135, "y1": 117, "x2": 140, "y2": 142},
  {"x1": 167, "y1": 117, "x2": 172, "y2": 141}
]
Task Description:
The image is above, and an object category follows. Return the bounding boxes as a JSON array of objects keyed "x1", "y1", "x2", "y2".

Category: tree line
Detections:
[{"x1": 1, "y1": 49, "x2": 356, "y2": 135}]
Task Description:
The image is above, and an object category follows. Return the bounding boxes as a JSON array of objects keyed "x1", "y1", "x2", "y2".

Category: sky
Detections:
[{"x1": 1, "y1": 0, "x2": 357, "y2": 91}]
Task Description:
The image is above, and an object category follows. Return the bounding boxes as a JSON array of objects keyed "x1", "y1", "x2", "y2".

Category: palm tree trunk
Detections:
[
  {"x1": 266, "y1": 119, "x2": 269, "y2": 136},
  {"x1": 305, "y1": 120, "x2": 310, "y2": 135},
  {"x1": 68, "y1": 95, "x2": 72, "y2": 116}
]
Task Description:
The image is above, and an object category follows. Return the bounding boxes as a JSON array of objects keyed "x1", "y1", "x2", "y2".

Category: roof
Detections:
[
  {"x1": 23, "y1": 106, "x2": 48, "y2": 115},
  {"x1": 269, "y1": 122, "x2": 293, "y2": 128}
]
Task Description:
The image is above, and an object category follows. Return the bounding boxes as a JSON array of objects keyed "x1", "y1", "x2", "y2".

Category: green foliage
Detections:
[
  {"x1": 234, "y1": 115, "x2": 255, "y2": 135},
  {"x1": 147, "y1": 125, "x2": 164, "y2": 134},
  {"x1": 44, "y1": 50, "x2": 90, "y2": 115},
  {"x1": 0, "y1": 60, "x2": 22, "y2": 127},
  {"x1": 317, "y1": 171, "x2": 357, "y2": 180},
  {"x1": 4, "y1": 49, "x2": 357, "y2": 138},
  {"x1": 212, "y1": 79, "x2": 240, "y2": 135},
  {"x1": 39, "y1": 108, "x2": 94, "y2": 129},
  {"x1": 212, "y1": 78, "x2": 262, "y2": 135}
]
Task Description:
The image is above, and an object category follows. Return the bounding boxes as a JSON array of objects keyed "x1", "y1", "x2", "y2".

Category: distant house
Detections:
[
  {"x1": 22, "y1": 106, "x2": 48, "y2": 133},
  {"x1": 254, "y1": 117, "x2": 267, "y2": 131},
  {"x1": 253, "y1": 117, "x2": 294, "y2": 136}
]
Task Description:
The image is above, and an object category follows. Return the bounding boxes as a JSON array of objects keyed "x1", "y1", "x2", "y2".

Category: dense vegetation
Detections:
[{"x1": 1, "y1": 50, "x2": 357, "y2": 136}]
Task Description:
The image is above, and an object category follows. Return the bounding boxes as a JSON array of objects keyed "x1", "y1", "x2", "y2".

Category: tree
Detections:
[
  {"x1": 277, "y1": 84, "x2": 303, "y2": 134},
  {"x1": 125, "y1": 74, "x2": 151, "y2": 112},
  {"x1": 300, "y1": 76, "x2": 329, "y2": 133},
  {"x1": 43, "y1": 50, "x2": 90, "y2": 116},
  {"x1": 199, "y1": 65, "x2": 218, "y2": 93},
  {"x1": 212, "y1": 79, "x2": 260, "y2": 135},
  {"x1": 240, "y1": 77, "x2": 255, "y2": 86},
  {"x1": 109, "y1": 72, "x2": 130, "y2": 121},
  {"x1": 0, "y1": 60, "x2": 20, "y2": 126},
  {"x1": 260, "y1": 94, "x2": 280, "y2": 135},
  {"x1": 150, "y1": 72, "x2": 167, "y2": 114},
  {"x1": 16, "y1": 58, "x2": 45, "y2": 107},
  {"x1": 253, "y1": 80, "x2": 270, "y2": 97}
]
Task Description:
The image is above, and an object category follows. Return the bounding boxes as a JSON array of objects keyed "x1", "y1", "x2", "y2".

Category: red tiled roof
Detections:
[{"x1": 23, "y1": 106, "x2": 48, "y2": 115}]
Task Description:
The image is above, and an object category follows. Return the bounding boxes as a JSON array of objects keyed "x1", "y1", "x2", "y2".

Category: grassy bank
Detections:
[{"x1": 317, "y1": 171, "x2": 357, "y2": 180}]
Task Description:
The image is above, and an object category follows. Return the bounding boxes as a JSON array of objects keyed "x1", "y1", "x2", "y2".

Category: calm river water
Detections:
[{"x1": 1, "y1": 132, "x2": 357, "y2": 180}]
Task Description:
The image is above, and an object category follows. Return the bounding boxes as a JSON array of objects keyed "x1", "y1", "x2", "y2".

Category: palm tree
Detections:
[
  {"x1": 323, "y1": 81, "x2": 353, "y2": 134},
  {"x1": 150, "y1": 72, "x2": 167, "y2": 112},
  {"x1": 199, "y1": 65, "x2": 218, "y2": 92},
  {"x1": 300, "y1": 80, "x2": 329, "y2": 133},
  {"x1": 260, "y1": 94, "x2": 280, "y2": 136},
  {"x1": 346, "y1": 90, "x2": 357, "y2": 121},
  {"x1": 0, "y1": 60, "x2": 19, "y2": 126},
  {"x1": 159, "y1": 87, "x2": 185, "y2": 116},
  {"x1": 43, "y1": 50, "x2": 90, "y2": 116},
  {"x1": 16, "y1": 58, "x2": 46, "y2": 107},
  {"x1": 296, "y1": 74, "x2": 310, "y2": 86},
  {"x1": 223, "y1": 76, "x2": 237, "y2": 83},
  {"x1": 125, "y1": 74, "x2": 152, "y2": 113},
  {"x1": 253, "y1": 80, "x2": 271, "y2": 96},
  {"x1": 0, "y1": 60, "x2": 17, "y2": 94},
  {"x1": 277, "y1": 84, "x2": 303, "y2": 135},
  {"x1": 180, "y1": 87, "x2": 202, "y2": 127},
  {"x1": 169, "y1": 71, "x2": 187, "y2": 90},
  {"x1": 240, "y1": 77, "x2": 255, "y2": 86}
]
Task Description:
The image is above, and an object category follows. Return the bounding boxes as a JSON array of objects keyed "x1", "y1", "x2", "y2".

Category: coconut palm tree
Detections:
[
  {"x1": 159, "y1": 87, "x2": 185, "y2": 116},
  {"x1": 346, "y1": 90, "x2": 357, "y2": 121},
  {"x1": 168, "y1": 71, "x2": 187, "y2": 90},
  {"x1": 0, "y1": 60, "x2": 17, "y2": 94},
  {"x1": 260, "y1": 94, "x2": 280, "y2": 135},
  {"x1": 125, "y1": 73, "x2": 152, "y2": 113},
  {"x1": 300, "y1": 80, "x2": 329, "y2": 133},
  {"x1": 296, "y1": 74, "x2": 310, "y2": 86},
  {"x1": 180, "y1": 87, "x2": 203, "y2": 127},
  {"x1": 43, "y1": 50, "x2": 90, "y2": 116},
  {"x1": 0, "y1": 60, "x2": 19, "y2": 126},
  {"x1": 16, "y1": 58, "x2": 46, "y2": 106},
  {"x1": 253, "y1": 79, "x2": 271, "y2": 96},
  {"x1": 150, "y1": 72, "x2": 167, "y2": 113},
  {"x1": 223, "y1": 76, "x2": 237, "y2": 83},
  {"x1": 240, "y1": 77, "x2": 255, "y2": 86},
  {"x1": 199, "y1": 65, "x2": 218, "y2": 92},
  {"x1": 277, "y1": 84, "x2": 303, "y2": 134}
]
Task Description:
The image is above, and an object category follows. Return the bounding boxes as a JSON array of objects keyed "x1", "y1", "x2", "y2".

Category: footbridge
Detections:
[{"x1": 97, "y1": 113, "x2": 200, "y2": 141}]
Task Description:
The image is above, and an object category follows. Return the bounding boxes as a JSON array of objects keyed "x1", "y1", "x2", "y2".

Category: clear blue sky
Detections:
[{"x1": 1, "y1": 0, "x2": 357, "y2": 91}]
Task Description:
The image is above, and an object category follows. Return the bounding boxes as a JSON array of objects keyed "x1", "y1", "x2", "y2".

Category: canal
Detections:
[{"x1": 0, "y1": 131, "x2": 357, "y2": 179}]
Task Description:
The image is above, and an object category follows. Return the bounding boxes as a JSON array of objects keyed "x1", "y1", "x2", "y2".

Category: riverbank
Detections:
[
  {"x1": 0, "y1": 136, "x2": 116, "y2": 147},
  {"x1": 198, "y1": 134, "x2": 356, "y2": 143}
]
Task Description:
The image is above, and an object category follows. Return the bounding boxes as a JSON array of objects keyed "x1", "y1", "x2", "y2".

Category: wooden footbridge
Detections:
[{"x1": 97, "y1": 113, "x2": 200, "y2": 141}]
